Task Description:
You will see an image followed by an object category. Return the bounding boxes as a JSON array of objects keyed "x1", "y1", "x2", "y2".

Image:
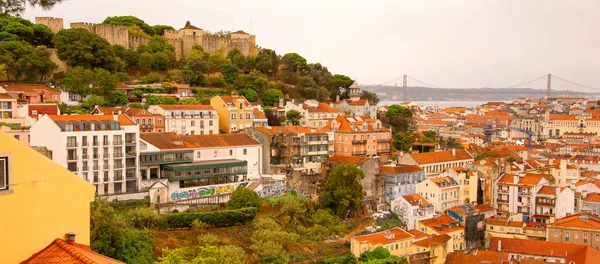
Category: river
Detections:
[{"x1": 378, "y1": 100, "x2": 510, "y2": 108}]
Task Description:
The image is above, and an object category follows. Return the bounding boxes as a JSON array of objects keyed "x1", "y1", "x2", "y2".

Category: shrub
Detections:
[
  {"x1": 322, "y1": 253, "x2": 358, "y2": 264},
  {"x1": 192, "y1": 219, "x2": 211, "y2": 231},
  {"x1": 227, "y1": 186, "x2": 262, "y2": 210},
  {"x1": 164, "y1": 207, "x2": 258, "y2": 228}
]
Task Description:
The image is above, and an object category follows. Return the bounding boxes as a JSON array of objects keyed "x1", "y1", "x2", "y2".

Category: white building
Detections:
[
  {"x1": 30, "y1": 114, "x2": 140, "y2": 196},
  {"x1": 534, "y1": 185, "x2": 575, "y2": 222},
  {"x1": 148, "y1": 104, "x2": 218, "y2": 136},
  {"x1": 138, "y1": 132, "x2": 262, "y2": 205},
  {"x1": 391, "y1": 193, "x2": 435, "y2": 230},
  {"x1": 416, "y1": 176, "x2": 461, "y2": 213}
]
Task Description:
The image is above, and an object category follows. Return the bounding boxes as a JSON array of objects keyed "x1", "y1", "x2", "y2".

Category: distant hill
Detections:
[{"x1": 362, "y1": 85, "x2": 598, "y2": 102}]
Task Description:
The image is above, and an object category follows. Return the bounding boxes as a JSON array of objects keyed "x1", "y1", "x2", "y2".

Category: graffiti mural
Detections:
[
  {"x1": 257, "y1": 184, "x2": 287, "y2": 198},
  {"x1": 170, "y1": 182, "x2": 249, "y2": 201}
]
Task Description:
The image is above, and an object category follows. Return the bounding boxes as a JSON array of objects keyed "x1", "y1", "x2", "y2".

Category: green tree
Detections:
[
  {"x1": 152, "y1": 25, "x2": 174, "y2": 36},
  {"x1": 116, "y1": 229, "x2": 154, "y2": 264},
  {"x1": 220, "y1": 62, "x2": 238, "y2": 84},
  {"x1": 81, "y1": 95, "x2": 108, "y2": 109},
  {"x1": 227, "y1": 48, "x2": 246, "y2": 69},
  {"x1": 393, "y1": 131, "x2": 414, "y2": 152},
  {"x1": 331, "y1": 74, "x2": 354, "y2": 97},
  {"x1": 93, "y1": 68, "x2": 119, "y2": 95},
  {"x1": 61, "y1": 66, "x2": 94, "y2": 97},
  {"x1": 54, "y1": 28, "x2": 118, "y2": 71},
  {"x1": 262, "y1": 88, "x2": 284, "y2": 107},
  {"x1": 323, "y1": 254, "x2": 358, "y2": 264},
  {"x1": 113, "y1": 45, "x2": 139, "y2": 70},
  {"x1": 0, "y1": 0, "x2": 63, "y2": 15},
  {"x1": 227, "y1": 186, "x2": 262, "y2": 209},
  {"x1": 138, "y1": 52, "x2": 153, "y2": 72},
  {"x1": 141, "y1": 72, "x2": 162, "y2": 84},
  {"x1": 361, "y1": 90, "x2": 380, "y2": 104},
  {"x1": 322, "y1": 163, "x2": 365, "y2": 218},
  {"x1": 184, "y1": 56, "x2": 209, "y2": 86},
  {"x1": 102, "y1": 16, "x2": 156, "y2": 36},
  {"x1": 359, "y1": 247, "x2": 407, "y2": 264},
  {"x1": 207, "y1": 49, "x2": 229, "y2": 71},
  {"x1": 0, "y1": 41, "x2": 56, "y2": 81},
  {"x1": 235, "y1": 69, "x2": 268, "y2": 92},
  {"x1": 383, "y1": 104, "x2": 414, "y2": 132},
  {"x1": 281, "y1": 52, "x2": 309, "y2": 74},
  {"x1": 255, "y1": 48, "x2": 279, "y2": 77},
  {"x1": 285, "y1": 110, "x2": 302, "y2": 125},
  {"x1": 110, "y1": 90, "x2": 128, "y2": 106},
  {"x1": 0, "y1": 15, "x2": 54, "y2": 46},
  {"x1": 239, "y1": 88, "x2": 258, "y2": 102},
  {"x1": 152, "y1": 51, "x2": 171, "y2": 70}
]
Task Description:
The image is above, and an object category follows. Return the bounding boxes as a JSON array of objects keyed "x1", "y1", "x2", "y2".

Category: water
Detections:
[{"x1": 378, "y1": 100, "x2": 508, "y2": 108}]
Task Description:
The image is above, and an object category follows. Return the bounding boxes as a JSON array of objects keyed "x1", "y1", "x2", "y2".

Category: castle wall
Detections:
[
  {"x1": 166, "y1": 38, "x2": 184, "y2": 61},
  {"x1": 94, "y1": 24, "x2": 129, "y2": 48},
  {"x1": 202, "y1": 35, "x2": 230, "y2": 55},
  {"x1": 49, "y1": 49, "x2": 68, "y2": 73},
  {"x1": 128, "y1": 36, "x2": 149, "y2": 50},
  {"x1": 70, "y1": 22, "x2": 96, "y2": 33},
  {"x1": 182, "y1": 35, "x2": 203, "y2": 59},
  {"x1": 163, "y1": 29, "x2": 179, "y2": 39},
  {"x1": 35, "y1": 17, "x2": 63, "y2": 33}
]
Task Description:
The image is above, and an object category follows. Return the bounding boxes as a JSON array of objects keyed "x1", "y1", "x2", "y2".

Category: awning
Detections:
[{"x1": 163, "y1": 159, "x2": 247, "y2": 172}]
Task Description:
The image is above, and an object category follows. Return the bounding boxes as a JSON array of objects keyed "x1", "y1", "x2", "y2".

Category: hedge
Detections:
[{"x1": 164, "y1": 207, "x2": 259, "y2": 228}]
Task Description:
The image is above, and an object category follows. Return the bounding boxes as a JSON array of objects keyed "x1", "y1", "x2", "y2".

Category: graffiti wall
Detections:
[
  {"x1": 257, "y1": 184, "x2": 286, "y2": 198},
  {"x1": 170, "y1": 182, "x2": 250, "y2": 201}
]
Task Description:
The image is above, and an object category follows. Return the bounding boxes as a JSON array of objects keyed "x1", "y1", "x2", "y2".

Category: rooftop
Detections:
[
  {"x1": 380, "y1": 164, "x2": 423, "y2": 174},
  {"x1": 401, "y1": 194, "x2": 430, "y2": 206},
  {"x1": 410, "y1": 149, "x2": 473, "y2": 165},
  {"x1": 352, "y1": 227, "x2": 414, "y2": 245},
  {"x1": 48, "y1": 114, "x2": 135, "y2": 126},
  {"x1": 155, "y1": 104, "x2": 215, "y2": 110},
  {"x1": 21, "y1": 238, "x2": 124, "y2": 264},
  {"x1": 489, "y1": 237, "x2": 600, "y2": 263},
  {"x1": 140, "y1": 132, "x2": 261, "y2": 149}
]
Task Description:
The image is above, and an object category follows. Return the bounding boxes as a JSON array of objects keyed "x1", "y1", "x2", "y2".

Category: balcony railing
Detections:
[
  {"x1": 92, "y1": 166, "x2": 99, "y2": 170},
  {"x1": 141, "y1": 124, "x2": 154, "y2": 129},
  {"x1": 103, "y1": 164, "x2": 110, "y2": 170},
  {"x1": 66, "y1": 142, "x2": 78, "y2": 148},
  {"x1": 377, "y1": 149, "x2": 391, "y2": 153},
  {"x1": 81, "y1": 142, "x2": 89, "y2": 147},
  {"x1": 352, "y1": 151, "x2": 367, "y2": 155},
  {"x1": 126, "y1": 162, "x2": 136, "y2": 168},
  {"x1": 497, "y1": 198, "x2": 508, "y2": 203},
  {"x1": 126, "y1": 172, "x2": 136, "y2": 179},
  {"x1": 93, "y1": 154, "x2": 99, "y2": 159},
  {"x1": 103, "y1": 153, "x2": 110, "y2": 159},
  {"x1": 114, "y1": 163, "x2": 124, "y2": 169},
  {"x1": 103, "y1": 141, "x2": 110, "y2": 146},
  {"x1": 82, "y1": 166, "x2": 89, "y2": 171},
  {"x1": 113, "y1": 140, "x2": 123, "y2": 146},
  {"x1": 67, "y1": 155, "x2": 78, "y2": 161},
  {"x1": 352, "y1": 140, "x2": 367, "y2": 144},
  {"x1": 114, "y1": 175, "x2": 123, "y2": 181},
  {"x1": 498, "y1": 189, "x2": 509, "y2": 193},
  {"x1": 377, "y1": 138, "x2": 391, "y2": 143},
  {"x1": 82, "y1": 154, "x2": 89, "y2": 159},
  {"x1": 126, "y1": 151, "x2": 136, "y2": 158},
  {"x1": 114, "y1": 152, "x2": 123, "y2": 158},
  {"x1": 93, "y1": 141, "x2": 100, "y2": 146},
  {"x1": 68, "y1": 166, "x2": 78, "y2": 172},
  {"x1": 125, "y1": 140, "x2": 136, "y2": 146}
]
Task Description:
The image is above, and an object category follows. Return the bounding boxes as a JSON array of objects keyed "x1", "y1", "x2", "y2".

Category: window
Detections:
[
  {"x1": 209, "y1": 120, "x2": 213, "y2": 126},
  {"x1": 14, "y1": 135, "x2": 19, "y2": 140},
  {"x1": 246, "y1": 113, "x2": 251, "y2": 119},
  {"x1": 230, "y1": 150, "x2": 233, "y2": 156},
  {"x1": 171, "y1": 121, "x2": 176, "y2": 127},
  {"x1": 554, "y1": 231, "x2": 559, "y2": 237},
  {"x1": 231, "y1": 113, "x2": 236, "y2": 120},
  {"x1": 191, "y1": 121, "x2": 195, "y2": 126},
  {"x1": 243, "y1": 149, "x2": 247, "y2": 155},
  {"x1": 596, "y1": 234, "x2": 599, "y2": 241},
  {"x1": 197, "y1": 151, "x2": 201, "y2": 158},
  {"x1": 584, "y1": 233, "x2": 588, "y2": 243},
  {"x1": 158, "y1": 119, "x2": 162, "y2": 125},
  {"x1": 565, "y1": 231, "x2": 570, "y2": 241},
  {"x1": 0, "y1": 154, "x2": 11, "y2": 194}
]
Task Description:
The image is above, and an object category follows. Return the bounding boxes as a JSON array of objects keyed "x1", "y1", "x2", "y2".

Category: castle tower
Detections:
[
  {"x1": 349, "y1": 82, "x2": 361, "y2": 102},
  {"x1": 35, "y1": 17, "x2": 63, "y2": 33}
]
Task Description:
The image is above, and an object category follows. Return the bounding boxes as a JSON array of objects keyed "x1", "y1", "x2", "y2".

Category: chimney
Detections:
[
  {"x1": 113, "y1": 114, "x2": 118, "y2": 121},
  {"x1": 66, "y1": 232, "x2": 76, "y2": 245},
  {"x1": 497, "y1": 239, "x2": 501, "y2": 251},
  {"x1": 336, "y1": 95, "x2": 340, "y2": 102},
  {"x1": 451, "y1": 149, "x2": 456, "y2": 156}
]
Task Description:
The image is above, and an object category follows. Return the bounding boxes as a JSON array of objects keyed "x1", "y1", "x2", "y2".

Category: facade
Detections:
[
  {"x1": 350, "y1": 227, "x2": 415, "y2": 258},
  {"x1": 0, "y1": 83, "x2": 61, "y2": 104},
  {"x1": 327, "y1": 115, "x2": 393, "y2": 161},
  {"x1": 148, "y1": 104, "x2": 218, "y2": 135},
  {"x1": 534, "y1": 185, "x2": 575, "y2": 222},
  {"x1": 30, "y1": 114, "x2": 140, "y2": 196},
  {"x1": 484, "y1": 218, "x2": 527, "y2": 239},
  {"x1": 331, "y1": 82, "x2": 377, "y2": 118},
  {"x1": 210, "y1": 95, "x2": 254, "y2": 134},
  {"x1": 581, "y1": 193, "x2": 600, "y2": 215},
  {"x1": 438, "y1": 167, "x2": 478, "y2": 204},
  {"x1": 381, "y1": 164, "x2": 426, "y2": 200},
  {"x1": 252, "y1": 108, "x2": 268, "y2": 127},
  {"x1": 0, "y1": 131, "x2": 95, "y2": 264},
  {"x1": 488, "y1": 237, "x2": 600, "y2": 263},
  {"x1": 125, "y1": 107, "x2": 166, "y2": 133},
  {"x1": 416, "y1": 176, "x2": 460, "y2": 213},
  {"x1": 303, "y1": 100, "x2": 340, "y2": 128},
  {"x1": 0, "y1": 93, "x2": 16, "y2": 118},
  {"x1": 399, "y1": 149, "x2": 474, "y2": 176},
  {"x1": 419, "y1": 215, "x2": 465, "y2": 251},
  {"x1": 547, "y1": 213, "x2": 600, "y2": 250},
  {"x1": 494, "y1": 173, "x2": 549, "y2": 220},
  {"x1": 391, "y1": 194, "x2": 435, "y2": 230},
  {"x1": 139, "y1": 133, "x2": 262, "y2": 205}
]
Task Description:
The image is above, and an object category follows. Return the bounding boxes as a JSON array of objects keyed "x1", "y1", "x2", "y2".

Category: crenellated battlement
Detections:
[{"x1": 35, "y1": 17, "x2": 63, "y2": 33}]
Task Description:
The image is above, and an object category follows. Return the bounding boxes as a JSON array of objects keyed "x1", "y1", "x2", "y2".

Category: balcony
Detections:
[
  {"x1": 352, "y1": 140, "x2": 367, "y2": 144},
  {"x1": 140, "y1": 124, "x2": 154, "y2": 129},
  {"x1": 66, "y1": 155, "x2": 78, "y2": 161},
  {"x1": 82, "y1": 154, "x2": 89, "y2": 159},
  {"x1": 66, "y1": 142, "x2": 78, "y2": 148},
  {"x1": 103, "y1": 176, "x2": 109, "y2": 182},
  {"x1": 93, "y1": 154, "x2": 99, "y2": 159},
  {"x1": 82, "y1": 165, "x2": 89, "y2": 171},
  {"x1": 536, "y1": 200, "x2": 555, "y2": 206},
  {"x1": 113, "y1": 140, "x2": 123, "y2": 146},
  {"x1": 352, "y1": 151, "x2": 367, "y2": 156},
  {"x1": 498, "y1": 189, "x2": 509, "y2": 193},
  {"x1": 81, "y1": 142, "x2": 88, "y2": 147},
  {"x1": 126, "y1": 171, "x2": 136, "y2": 179},
  {"x1": 497, "y1": 198, "x2": 508, "y2": 203},
  {"x1": 125, "y1": 140, "x2": 136, "y2": 146},
  {"x1": 114, "y1": 152, "x2": 123, "y2": 158},
  {"x1": 93, "y1": 141, "x2": 100, "y2": 146},
  {"x1": 126, "y1": 162, "x2": 136, "y2": 168},
  {"x1": 114, "y1": 175, "x2": 123, "y2": 181},
  {"x1": 126, "y1": 151, "x2": 136, "y2": 158},
  {"x1": 92, "y1": 166, "x2": 99, "y2": 170},
  {"x1": 103, "y1": 164, "x2": 110, "y2": 170},
  {"x1": 377, "y1": 138, "x2": 391, "y2": 143},
  {"x1": 103, "y1": 141, "x2": 110, "y2": 146},
  {"x1": 518, "y1": 191, "x2": 530, "y2": 196},
  {"x1": 103, "y1": 153, "x2": 110, "y2": 159},
  {"x1": 68, "y1": 166, "x2": 78, "y2": 172},
  {"x1": 114, "y1": 163, "x2": 124, "y2": 169},
  {"x1": 377, "y1": 149, "x2": 391, "y2": 154}
]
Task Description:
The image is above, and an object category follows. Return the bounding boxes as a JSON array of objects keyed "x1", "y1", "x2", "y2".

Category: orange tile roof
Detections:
[
  {"x1": 583, "y1": 193, "x2": 600, "y2": 202},
  {"x1": 21, "y1": 238, "x2": 124, "y2": 264},
  {"x1": 287, "y1": 125, "x2": 328, "y2": 135},
  {"x1": 430, "y1": 176, "x2": 458, "y2": 188},
  {"x1": 252, "y1": 108, "x2": 267, "y2": 119},
  {"x1": 215, "y1": 95, "x2": 252, "y2": 107},
  {"x1": 250, "y1": 126, "x2": 295, "y2": 136},
  {"x1": 0, "y1": 93, "x2": 14, "y2": 99},
  {"x1": 181, "y1": 24, "x2": 201, "y2": 30},
  {"x1": 48, "y1": 114, "x2": 135, "y2": 126},
  {"x1": 304, "y1": 102, "x2": 339, "y2": 113},
  {"x1": 410, "y1": 149, "x2": 473, "y2": 164},
  {"x1": 344, "y1": 98, "x2": 376, "y2": 106},
  {"x1": 380, "y1": 164, "x2": 423, "y2": 174},
  {"x1": 476, "y1": 204, "x2": 496, "y2": 213},
  {"x1": 549, "y1": 114, "x2": 577, "y2": 121},
  {"x1": 402, "y1": 194, "x2": 430, "y2": 206},
  {"x1": 412, "y1": 234, "x2": 451, "y2": 248},
  {"x1": 352, "y1": 227, "x2": 414, "y2": 245},
  {"x1": 551, "y1": 213, "x2": 600, "y2": 230},
  {"x1": 140, "y1": 132, "x2": 261, "y2": 149},
  {"x1": 538, "y1": 186, "x2": 557, "y2": 195},
  {"x1": 445, "y1": 251, "x2": 509, "y2": 264},
  {"x1": 407, "y1": 229, "x2": 428, "y2": 239},
  {"x1": 156, "y1": 104, "x2": 215, "y2": 110},
  {"x1": 420, "y1": 215, "x2": 463, "y2": 234},
  {"x1": 163, "y1": 82, "x2": 190, "y2": 88},
  {"x1": 328, "y1": 155, "x2": 363, "y2": 165},
  {"x1": 1, "y1": 83, "x2": 59, "y2": 93},
  {"x1": 489, "y1": 237, "x2": 600, "y2": 263}
]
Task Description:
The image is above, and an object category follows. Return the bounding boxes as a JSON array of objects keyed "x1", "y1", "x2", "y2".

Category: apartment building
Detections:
[
  {"x1": 552, "y1": 159, "x2": 580, "y2": 188},
  {"x1": 416, "y1": 176, "x2": 460, "y2": 213},
  {"x1": 252, "y1": 108, "x2": 268, "y2": 127},
  {"x1": 139, "y1": 132, "x2": 262, "y2": 205},
  {"x1": 399, "y1": 149, "x2": 474, "y2": 177},
  {"x1": 0, "y1": 83, "x2": 61, "y2": 104},
  {"x1": 488, "y1": 237, "x2": 600, "y2": 263},
  {"x1": 391, "y1": 194, "x2": 435, "y2": 230},
  {"x1": 485, "y1": 218, "x2": 527, "y2": 239},
  {"x1": 495, "y1": 173, "x2": 550, "y2": 219},
  {"x1": 273, "y1": 99, "x2": 340, "y2": 128},
  {"x1": 331, "y1": 82, "x2": 377, "y2": 118},
  {"x1": 419, "y1": 215, "x2": 465, "y2": 251},
  {"x1": 533, "y1": 185, "x2": 575, "y2": 223},
  {"x1": 382, "y1": 164, "x2": 426, "y2": 200},
  {"x1": 543, "y1": 113, "x2": 600, "y2": 138},
  {"x1": 125, "y1": 108, "x2": 166, "y2": 133},
  {"x1": 246, "y1": 125, "x2": 334, "y2": 175},
  {"x1": 547, "y1": 213, "x2": 600, "y2": 250},
  {"x1": 30, "y1": 114, "x2": 140, "y2": 196},
  {"x1": 582, "y1": 193, "x2": 600, "y2": 214},
  {"x1": 350, "y1": 227, "x2": 415, "y2": 258},
  {"x1": 148, "y1": 104, "x2": 218, "y2": 135},
  {"x1": 439, "y1": 167, "x2": 478, "y2": 204},
  {"x1": 210, "y1": 95, "x2": 254, "y2": 133},
  {"x1": 0, "y1": 93, "x2": 16, "y2": 118},
  {"x1": 327, "y1": 115, "x2": 392, "y2": 161}
]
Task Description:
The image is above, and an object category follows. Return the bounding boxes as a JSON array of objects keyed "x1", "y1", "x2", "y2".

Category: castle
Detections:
[{"x1": 35, "y1": 17, "x2": 261, "y2": 61}]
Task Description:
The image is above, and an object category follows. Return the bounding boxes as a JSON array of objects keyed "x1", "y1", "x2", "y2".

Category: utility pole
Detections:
[{"x1": 403, "y1": 75, "x2": 408, "y2": 101}]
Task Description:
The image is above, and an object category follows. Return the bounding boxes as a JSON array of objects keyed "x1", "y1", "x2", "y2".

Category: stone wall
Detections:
[
  {"x1": 128, "y1": 35, "x2": 149, "y2": 50},
  {"x1": 201, "y1": 35, "x2": 230, "y2": 54},
  {"x1": 35, "y1": 17, "x2": 63, "y2": 33},
  {"x1": 49, "y1": 49, "x2": 68, "y2": 73},
  {"x1": 94, "y1": 24, "x2": 129, "y2": 48},
  {"x1": 166, "y1": 38, "x2": 184, "y2": 60},
  {"x1": 70, "y1": 22, "x2": 96, "y2": 32}
]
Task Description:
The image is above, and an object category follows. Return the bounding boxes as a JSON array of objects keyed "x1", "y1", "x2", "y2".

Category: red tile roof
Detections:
[
  {"x1": 445, "y1": 251, "x2": 509, "y2": 264},
  {"x1": 489, "y1": 237, "x2": 600, "y2": 263},
  {"x1": 21, "y1": 238, "x2": 124, "y2": 264},
  {"x1": 583, "y1": 193, "x2": 600, "y2": 202},
  {"x1": 0, "y1": 93, "x2": 14, "y2": 99},
  {"x1": 380, "y1": 164, "x2": 422, "y2": 174},
  {"x1": 411, "y1": 234, "x2": 451, "y2": 248},
  {"x1": 48, "y1": 114, "x2": 135, "y2": 126},
  {"x1": 407, "y1": 229, "x2": 428, "y2": 239},
  {"x1": 303, "y1": 102, "x2": 339, "y2": 113},
  {"x1": 29, "y1": 104, "x2": 59, "y2": 118},
  {"x1": 156, "y1": 104, "x2": 215, "y2": 110},
  {"x1": 420, "y1": 215, "x2": 463, "y2": 234},
  {"x1": 410, "y1": 149, "x2": 473, "y2": 164},
  {"x1": 352, "y1": 227, "x2": 414, "y2": 245},
  {"x1": 250, "y1": 126, "x2": 295, "y2": 136},
  {"x1": 232, "y1": 30, "x2": 250, "y2": 35},
  {"x1": 1, "y1": 83, "x2": 59, "y2": 93},
  {"x1": 328, "y1": 155, "x2": 363, "y2": 165},
  {"x1": 253, "y1": 108, "x2": 267, "y2": 119},
  {"x1": 538, "y1": 186, "x2": 557, "y2": 195},
  {"x1": 402, "y1": 194, "x2": 430, "y2": 206},
  {"x1": 550, "y1": 213, "x2": 600, "y2": 230},
  {"x1": 215, "y1": 95, "x2": 252, "y2": 107},
  {"x1": 140, "y1": 132, "x2": 261, "y2": 149}
]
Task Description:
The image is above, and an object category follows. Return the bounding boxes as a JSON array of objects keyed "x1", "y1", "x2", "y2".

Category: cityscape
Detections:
[{"x1": 1, "y1": 1, "x2": 600, "y2": 264}]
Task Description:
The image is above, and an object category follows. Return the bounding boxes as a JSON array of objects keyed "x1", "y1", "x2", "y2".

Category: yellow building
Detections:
[
  {"x1": 484, "y1": 218, "x2": 527, "y2": 239},
  {"x1": 350, "y1": 227, "x2": 415, "y2": 258},
  {"x1": 416, "y1": 176, "x2": 461, "y2": 213},
  {"x1": 0, "y1": 131, "x2": 95, "y2": 263},
  {"x1": 441, "y1": 167, "x2": 478, "y2": 204},
  {"x1": 419, "y1": 215, "x2": 465, "y2": 251},
  {"x1": 410, "y1": 233, "x2": 452, "y2": 264},
  {"x1": 210, "y1": 95, "x2": 254, "y2": 134}
]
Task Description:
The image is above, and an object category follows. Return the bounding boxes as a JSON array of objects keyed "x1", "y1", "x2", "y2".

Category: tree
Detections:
[
  {"x1": 281, "y1": 52, "x2": 309, "y2": 74},
  {"x1": 184, "y1": 56, "x2": 209, "y2": 86},
  {"x1": 227, "y1": 48, "x2": 246, "y2": 69},
  {"x1": 286, "y1": 110, "x2": 302, "y2": 125},
  {"x1": 102, "y1": 16, "x2": 155, "y2": 36},
  {"x1": 207, "y1": 49, "x2": 229, "y2": 71},
  {"x1": 152, "y1": 25, "x2": 174, "y2": 36},
  {"x1": 220, "y1": 63, "x2": 238, "y2": 84},
  {"x1": 61, "y1": 66, "x2": 93, "y2": 97},
  {"x1": 93, "y1": 68, "x2": 119, "y2": 96},
  {"x1": 0, "y1": 15, "x2": 54, "y2": 46},
  {"x1": 361, "y1": 90, "x2": 380, "y2": 104},
  {"x1": 81, "y1": 95, "x2": 108, "y2": 109},
  {"x1": 54, "y1": 28, "x2": 118, "y2": 71},
  {"x1": 393, "y1": 131, "x2": 414, "y2": 152},
  {"x1": 323, "y1": 254, "x2": 358, "y2": 264},
  {"x1": 235, "y1": 69, "x2": 268, "y2": 92},
  {"x1": 0, "y1": 0, "x2": 63, "y2": 15},
  {"x1": 138, "y1": 52, "x2": 153, "y2": 72},
  {"x1": 140, "y1": 72, "x2": 161, "y2": 84},
  {"x1": 359, "y1": 248, "x2": 407, "y2": 264},
  {"x1": 383, "y1": 104, "x2": 414, "y2": 132},
  {"x1": 110, "y1": 90, "x2": 128, "y2": 106},
  {"x1": 227, "y1": 186, "x2": 262, "y2": 209},
  {"x1": 322, "y1": 163, "x2": 364, "y2": 218},
  {"x1": 165, "y1": 69, "x2": 185, "y2": 83},
  {"x1": 255, "y1": 49, "x2": 279, "y2": 77},
  {"x1": 331, "y1": 74, "x2": 354, "y2": 96},
  {"x1": 113, "y1": 45, "x2": 139, "y2": 70},
  {"x1": 262, "y1": 88, "x2": 284, "y2": 107},
  {"x1": 239, "y1": 88, "x2": 258, "y2": 102}
]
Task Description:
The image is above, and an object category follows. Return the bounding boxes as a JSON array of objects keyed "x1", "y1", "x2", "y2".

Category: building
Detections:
[
  {"x1": 439, "y1": 166, "x2": 478, "y2": 204},
  {"x1": 350, "y1": 227, "x2": 415, "y2": 258},
  {"x1": 331, "y1": 82, "x2": 377, "y2": 118},
  {"x1": 139, "y1": 132, "x2": 262, "y2": 206},
  {"x1": 484, "y1": 218, "x2": 527, "y2": 239},
  {"x1": 409, "y1": 234, "x2": 452, "y2": 264},
  {"x1": 581, "y1": 193, "x2": 600, "y2": 214},
  {"x1": 246, "y1": 125, "x2": 334, "y2": 175},
  {"x1": 0, "y1": 83, "x2": 61, "y2": 103},
  {"x1": 0, "y1": 131, "x2": 95, "y2": 263},
  {"x1": 495, "y1": 173, "x2": 550, "y2": 220},
  {"x1": 391, "y1": 194, "x2": 435, "y2": 230},
  {"x1": 534, "y1": 185, "x2": 575, "y2": 222},
  {"x1": 327, "y1": 115, "x2": 393, "y2": 161},
  {"x1": 210, "y1": 95, "x2": 255, "y2": 134},
  {"x1": 416, "y1": 176, "x2": 460, "y2": 213},
  {"x1": 21, "y1": 236, "x2": 124, "y2": 264},
  {"x1": 445, "y1": 251, "x2": 510, "y2": 264},
  {"x1": 325, "y1": 155, "x2": 382, "y2": 211},
  {"x1": 488, "y1": 237, "x2": 600, "y2": 263},
  {"x1": 382, "y1": 164, "x2": 426, "y2": 200},
  {"x1": 148, "y1": 104, "x2": 218, "y2": 135},
  {"x1": 547, "y1": 213, "x2": 600, "y2": 250},
  {"x1": 399, "y1": 149, "x2": 474, "y2": 176},
  {"x1": 252, "y1": 108, "x2": 268, "y2": 127},
  {"x1": 303, "y1": 100, "x2": 340, "y2": 128},
  {"x1": 125, "y1": 107, "x2": 166, "y2": 133},
  {"x1": 0, "y1": 92, "x2": 17, "y2": 118},
  {"x1": 419, "y1": 215, "x2": 465, "y2": 251},
  {"x1": 30, "y1": 114, "x2": 140, "y2": 196}
]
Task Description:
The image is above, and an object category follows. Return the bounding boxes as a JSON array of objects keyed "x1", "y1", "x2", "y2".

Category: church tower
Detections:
[{"x1": 349, "y1": 82, "x2": 361, "y2": 102}]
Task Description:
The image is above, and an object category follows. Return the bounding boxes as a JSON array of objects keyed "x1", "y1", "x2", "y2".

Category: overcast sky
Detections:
[{"x1": 23, "y1": 0, "x2": 600, "y2": 92}]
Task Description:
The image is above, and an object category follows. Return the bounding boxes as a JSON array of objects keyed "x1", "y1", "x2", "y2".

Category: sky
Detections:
[{"x1": 22, "y1": 0, "x2": 600, "y2": 92}]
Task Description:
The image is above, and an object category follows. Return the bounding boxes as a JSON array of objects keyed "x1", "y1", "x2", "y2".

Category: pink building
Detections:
[
  {"x1": 0, "y1": 126, "x2": 30, "y2": 145},
  {"x1": 0, "y1": 84, "x2": 61, "y2": 104},
  {"x1": 325, "y1": 115, "x2": 392, "y2": 161},
  {"x1": 0, "y1": 93, "x2": 17, "y2": 118}
]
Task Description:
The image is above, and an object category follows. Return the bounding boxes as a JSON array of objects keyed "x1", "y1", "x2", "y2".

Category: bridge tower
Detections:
[
  {"x1": 402, "y1": 75, "x2": 408, "y2": 101},
  {"x1": 546, "y1": 73, "x2": 552, "y2": 98}
]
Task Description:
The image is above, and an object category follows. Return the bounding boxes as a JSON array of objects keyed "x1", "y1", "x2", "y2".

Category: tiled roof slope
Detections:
[
  {"x1": 410, "y1": 149, "x2": 473, "y2": 164},
  {"x1": 21, "y1": 238, "x2": 124, "y2": 264},
  {"x1": 489, "y1": 237, "x2": 600, "y2": 264},
  {"x1": 140, "y1": 132, "x2": 260, "y2": 149}
]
